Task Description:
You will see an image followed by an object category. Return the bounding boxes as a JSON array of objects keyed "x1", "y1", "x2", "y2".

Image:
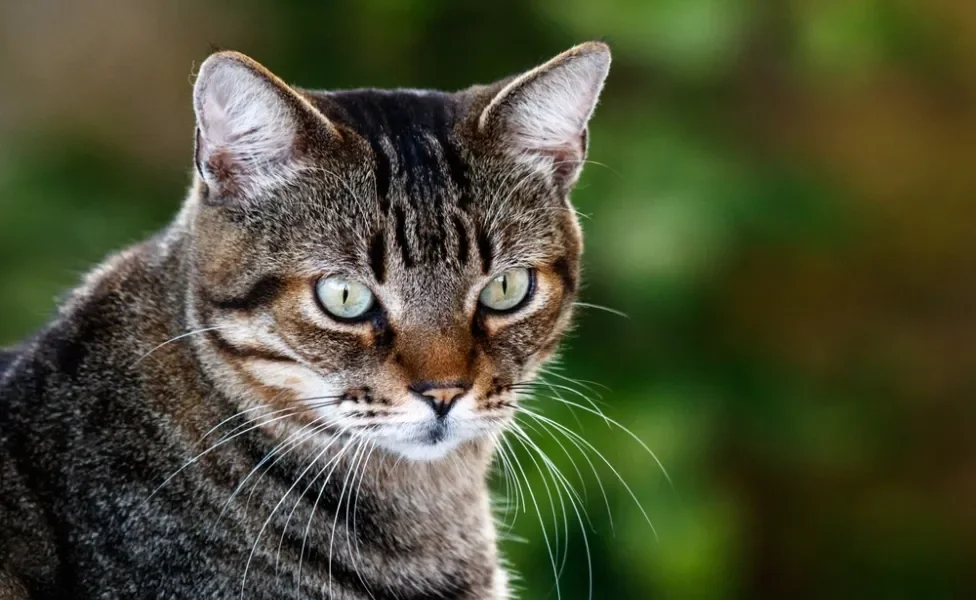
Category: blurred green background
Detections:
[{"x1": 2, "y1": 0, "x2": 974, "y2": 597}]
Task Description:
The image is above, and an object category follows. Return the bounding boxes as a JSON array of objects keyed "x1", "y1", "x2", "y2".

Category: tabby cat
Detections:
[{"x1": 0, "y1": 41, "x2": 611, "y2": 599}]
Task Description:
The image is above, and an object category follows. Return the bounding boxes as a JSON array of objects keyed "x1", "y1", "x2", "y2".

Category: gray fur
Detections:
[{"x1": 0, "y1": 42, "x2": 610, "y2": 599}]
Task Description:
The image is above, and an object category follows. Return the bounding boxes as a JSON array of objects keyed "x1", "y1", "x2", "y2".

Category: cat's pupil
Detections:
[
  {"x1": 342, "y1": 285, "x2": 349, "y2": 304},
  {"x1": 501, "y1": 275, "x2": 508, "y2": 295}
]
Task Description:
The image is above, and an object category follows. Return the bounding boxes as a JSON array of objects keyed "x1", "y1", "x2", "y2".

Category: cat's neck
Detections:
[{"x1": 359, "y1": 436, "x2": 497, "y2": 498}]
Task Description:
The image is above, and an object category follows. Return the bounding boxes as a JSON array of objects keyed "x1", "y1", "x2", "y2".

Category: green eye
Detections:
[
  {"x1": 479, "y1": 268, "x2": 533, "y2": 312},
  {"x1": 315, "y1": 276, "x2": 375, "y2": 320}
]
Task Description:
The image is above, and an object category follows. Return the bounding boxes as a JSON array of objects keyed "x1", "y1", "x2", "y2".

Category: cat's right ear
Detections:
[{"x1": 192, "y1": 51, "x2": 337, "y2": 202}]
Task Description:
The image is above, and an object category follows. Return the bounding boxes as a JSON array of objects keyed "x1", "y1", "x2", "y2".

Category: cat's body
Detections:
[{"x1": 0, "y1": 43, "x2": 610, "y2": 599}]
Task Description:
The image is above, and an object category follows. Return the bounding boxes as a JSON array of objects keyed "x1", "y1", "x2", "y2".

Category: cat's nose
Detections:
[{"x1": 408, "y1": 381, "x2": 469, "y2": 418}]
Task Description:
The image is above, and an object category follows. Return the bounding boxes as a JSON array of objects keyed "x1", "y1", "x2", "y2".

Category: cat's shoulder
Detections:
[{"x1": 0, "y1": 347, "x2": 18, "y2": 380}]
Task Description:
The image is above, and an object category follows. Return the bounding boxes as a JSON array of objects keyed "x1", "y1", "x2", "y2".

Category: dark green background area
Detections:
[{"x1": 2, "y1": 1, "x2": 973, "y2": 598}]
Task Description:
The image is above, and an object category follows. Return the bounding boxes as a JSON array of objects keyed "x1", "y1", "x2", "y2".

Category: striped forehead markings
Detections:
[
  {"x1": 368, "y1": 231, "x2": 387, "y2": 284},
  {"x1": 392, "y1": 204, "x2": 415, "y2": 268},
  {"x1": 451, "y1": 214, "x2": 470, "y2": 266},
  {"x1": 322, "y1": 90, "x2": 471, "y2": 212},
  {"x1": 315, "y1": 89, "x2": 488, "y2": 270}
]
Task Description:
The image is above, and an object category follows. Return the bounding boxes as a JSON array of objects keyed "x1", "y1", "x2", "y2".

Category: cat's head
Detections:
[{"x1": 184, "y1": 43, "x2": 610, "y2": 460}]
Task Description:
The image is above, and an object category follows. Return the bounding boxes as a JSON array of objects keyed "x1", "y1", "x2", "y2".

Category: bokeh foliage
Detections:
[{"x1": 1, "y1": 0, "x2": 973, "y2": 597}]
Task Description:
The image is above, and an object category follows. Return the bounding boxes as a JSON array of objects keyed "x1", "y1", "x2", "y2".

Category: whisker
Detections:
[
  {"x1": 297, "y1": 436, "x2": 366, "y2": 595},
  {"x1": 572, "y1": 302, "x2": 629, "y2": 319},
  {"x1": 241, "y1": 427, "x2": 355, "y2": 598},
  {"x1": 210, "y1": 415, "x2": 341, "y2": 541},
  {"x1": 510, "y1": 421, "x2": 594, "y2": 600},
  {"x1": 350, "y1": 441, "x2": 379, "y2": 600},
  {"x1": 212, "y1": 396, "x2": 343, "y2": 445},
  {"x1": 534, "y1": 377, "x2": 587, "y2": 433},
  {"x1": 517, "y1": 406, "x2": 660, "y2": 540},
  {"x1": 270, "y1": 429, "x2": 349, "y2": 579},
  {"x1": 515, "y1": 416, "x2": 594, "y2": 527},
  {"x1": 326, "y1": 438, "x2": 369, "y2": 598},
  {"x1": 516, "y1": 400, "x2": 614, "y2": 533},
  {"x1": 519, "y1": 392, "x2": 674, "y2": 491},
  {"x1": 131, "y1": 326, "x2": 230, "y2": 367},
  {"x1": 538, "y1": 366, "x2": 611, "y2": 394},
  {"x1": 200, "y1": 403, "x2": 283, "y2": 443},
  {"x1": 499, "y1": 430, "x2": 562, "y2": 600},
  {"x1": 509, "y1": 424, "x2": 569, "y2": 580},
  {"x1": 200, "y1": 388, "x2": 319, "y2": 443},
  {"x1": 512, "y1": 381, "x2": 611, "y2": 428},
  {"x1": 492, "y1": 439, "x2": 521, "y2": 530},
  {"x1": 138, "y1": 398, "x2": 339, "y2": 512},
  {"x1": 493, "y1": 438, "x2": 522, "y2": 534}
]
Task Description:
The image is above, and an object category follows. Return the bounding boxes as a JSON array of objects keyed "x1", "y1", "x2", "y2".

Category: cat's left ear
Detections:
[
  {"x1": 192, "y1": 51, "x2": 338, "y2": 202},
  {"x1": 478, "y1": 41, "x2": 611, "y2": 191}
]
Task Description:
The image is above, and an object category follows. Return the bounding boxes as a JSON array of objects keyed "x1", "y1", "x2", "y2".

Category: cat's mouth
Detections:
[
  {"x1": 425, "y1": 419, "x2": 449, "y2": 444},
  {"x1": 369, "y1": 421, "x2": 466, "y2": 460},
  {"x1": 340, "y1": 391, "x2": 514, "y2": 461}
]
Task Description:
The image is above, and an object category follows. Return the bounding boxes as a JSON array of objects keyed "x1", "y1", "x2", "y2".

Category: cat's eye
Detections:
[
  {"x1": 315, "y1": 276, "x2": 375, "y2": 320},
  {"x1": 478, "y1": 268, "x2": 533, "y2": 313}
]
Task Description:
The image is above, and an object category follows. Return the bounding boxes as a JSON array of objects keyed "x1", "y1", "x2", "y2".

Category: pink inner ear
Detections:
[
  {"x1": 192, "y1": 55, "x2": 306, "y2": 198},
  {"x1": 479, "y1": 46, "x2": 608, "y2": 189},
  {"x1": 533, "y1": 138, "x2": 585, "y2": 187}
]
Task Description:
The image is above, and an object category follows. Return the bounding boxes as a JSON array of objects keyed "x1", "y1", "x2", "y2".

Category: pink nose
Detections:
[
  {"x1": 422, "y1": 387, "x2": 466, "y2": 406},
  {"x1": 409, "y1": 382, "x2": 468, "y2": 417}
]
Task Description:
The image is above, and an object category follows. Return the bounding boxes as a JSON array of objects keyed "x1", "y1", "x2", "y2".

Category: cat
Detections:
[{"x1": 0, "y1": 41, "x2": 611, "y2": 599}]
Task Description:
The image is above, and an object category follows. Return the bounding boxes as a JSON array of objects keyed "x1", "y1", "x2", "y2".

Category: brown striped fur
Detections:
[{"x1": 0, "y1": 42, "x2": 611, "y2": 599}]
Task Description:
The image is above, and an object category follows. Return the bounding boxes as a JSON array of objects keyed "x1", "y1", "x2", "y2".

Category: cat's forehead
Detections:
[
  {"x1": 311, "y1": 88, "x2": 466, "y2": 142},
  {"x1": 286, "y1": 89, "x2": 558, "y2": 266},
  {"x1": 307, "y1": 88, "x2": 475, "y2": 211},
  {"x1": 238, "y1": 88, "x2": 572, "y2": 301}
]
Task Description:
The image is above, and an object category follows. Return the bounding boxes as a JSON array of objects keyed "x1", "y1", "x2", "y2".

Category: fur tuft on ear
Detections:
[
  {"x1": 192, "y1": 51, "x2": 330, "y2": 201},
  {"x1": 479, "y1": 41, "x2": 611, "y2": 189}
]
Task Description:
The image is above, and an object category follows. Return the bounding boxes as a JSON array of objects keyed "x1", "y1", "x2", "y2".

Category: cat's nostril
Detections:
[{"x1": 408, "y1": 381, "x2": 469, "y2": 418}]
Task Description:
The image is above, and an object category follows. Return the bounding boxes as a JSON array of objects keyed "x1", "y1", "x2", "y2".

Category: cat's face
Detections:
[{"x1": 186, "y1": 43, "x2": 609, "y2": 460}]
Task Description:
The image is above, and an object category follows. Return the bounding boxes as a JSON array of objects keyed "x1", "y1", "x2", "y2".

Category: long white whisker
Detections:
[
  {"x1": 515, "y1": 415, "x2": 596, "y2": 531},
  {"x1": 521, "y1": 393, "x2": 673, "y2": 491},
  {"x1": 573, "y1": 302, "x2": 629, "y2": 319},
  {"x1": 205, "y1": 390, "x2": 335, "y2": 444},
  {"x1": 211, "y1": 416, "x2": 341, "y2": 540},
  {"x1": 535, "y1": 377, "x2": 587, "y2": 433},
  {"x1": 240, "y1": 427, "x2": 353, "y2": 598},
  {"x1": 510, "y1": 421, "x2": 594, "y2": 600},
  {"x1": 213, "y1": 398, "x2": 338, "y2": 445},
  {"x1": 131, "y1": 326, "x2": 229, "y2": 366},
  {"x1": 272, "y1": 426, "x2": 355, "y2": 578},
  {"x1": 538, "y1": 366, "x2": 610, "y2": 395},
  {"x1": 200, "y1": 403, "x2": 282, "y2": 443},
  {"x1": 292, "y1": 442, "x2": 352, "y2": 591},
  {"x1": 518, "y1": 406, "x2": 659, "y2": 540},
  {"x1": 326, "y1": 438, "x2": 368, "y2": 598},
  {"x1": 509, "y1": 423, "x2": 570, "y2": 582},
  {"x1": 350, "y1": 441, "x2": 378, "y2": 600},
  {"x1": 492, "y1": 438, "x2": 521, "y2": 530},
  {"x1": 139, "y1": 400, "x2": 337, "y2": 511},
  {"x1": 499, "y1": 431, "x2": 562, "y2": 600},
  {"x1": 515, "y1": 381, "x2": 611, "y2": 427},
  {"x1": 517, "y1": 399, "x2": 614, "y2": 532}
]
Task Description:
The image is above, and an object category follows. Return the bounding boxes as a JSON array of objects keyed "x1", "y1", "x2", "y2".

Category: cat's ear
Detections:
[
  {"x1": 478, "y1": 41, "x2": 611, "y2": 190},
  {"x1": 192, "y1": 51, "x2": 335, "y2": 201}
]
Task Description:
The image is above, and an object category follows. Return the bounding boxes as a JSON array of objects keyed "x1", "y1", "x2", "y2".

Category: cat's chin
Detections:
[
  {"x1": 382, "y1": 438, "x2": 463, "y2": 462},
  {"x1": 373, "y1": 420, "x2": 487, "y2": 461}
]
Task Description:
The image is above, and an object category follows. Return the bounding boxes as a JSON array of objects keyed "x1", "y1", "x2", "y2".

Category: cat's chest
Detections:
[{"x1": 180, "y1": 475, "x2": 498, "y2": 599}]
